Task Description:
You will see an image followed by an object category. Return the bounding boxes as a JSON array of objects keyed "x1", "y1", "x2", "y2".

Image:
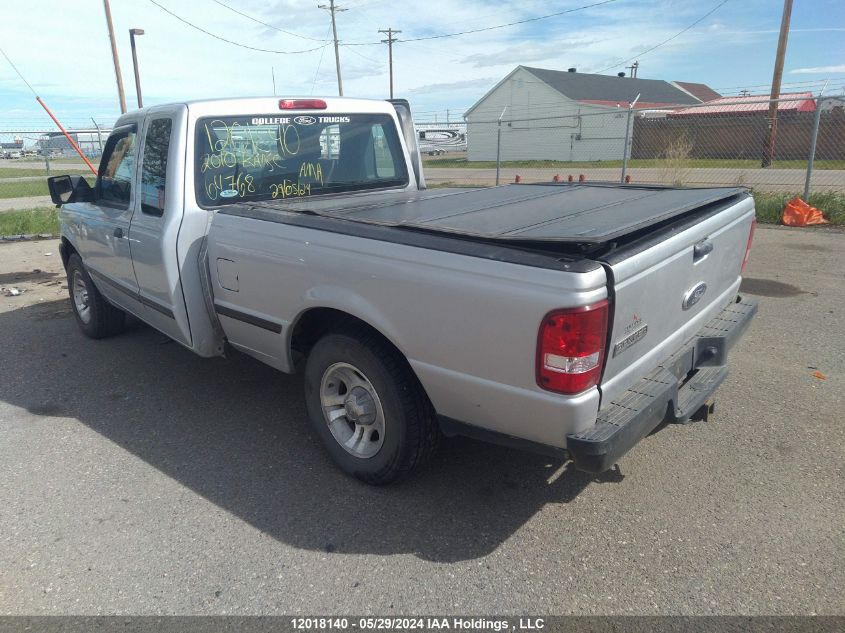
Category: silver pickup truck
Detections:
[{"x1": 48, "y1": 96, "x2": 757, "y2": 484}]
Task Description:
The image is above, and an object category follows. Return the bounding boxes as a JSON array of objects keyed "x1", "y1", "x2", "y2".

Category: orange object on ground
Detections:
[{"x1": 781, "y1": 197, "x2": 829, "y2": 227}]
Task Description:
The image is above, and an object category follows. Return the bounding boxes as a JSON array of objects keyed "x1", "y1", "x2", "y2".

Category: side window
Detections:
[
  {"x1": 372, "y1": 124, "x2": 396, "y2": 178},
  {"x1": 98, "y1": 128, "x2": 137, "y2": 208},
  {"x1": 140, "y1": 118, "x2": 172, "y2": 215}
]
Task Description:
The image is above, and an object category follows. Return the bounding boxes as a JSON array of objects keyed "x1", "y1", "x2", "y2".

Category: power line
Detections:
[
  {"x1": 342, "y1": 44, "x2": 383, "y2": 66},
  {"x1": 343, "y1": 0, "x2": 621, "y2": 45},
  {"x1": 209, "y1": 0, "x2": 329, "y2": 42},
  {"x1": 147, "y1": 0, "x2": 328, "y2": 54},
  {"x1": 594, "y1": 0, "x2": 731, "y2": 73},
  {"x1": 713, "y1": 77, "x2": 845, "y2": 92},
  {"x1": 311, "y1": 23, "x2": 334, "y2": 94}
]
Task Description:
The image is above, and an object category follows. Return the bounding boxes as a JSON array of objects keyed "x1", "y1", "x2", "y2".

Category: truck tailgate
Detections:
[{"x1": 598, "y1": 193, "x2": 755, "y2": 405}]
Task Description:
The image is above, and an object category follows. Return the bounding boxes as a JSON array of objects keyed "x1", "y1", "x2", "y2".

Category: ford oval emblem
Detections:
[
  {"x1": 294, "y1": 115, "x2": 316, "y2": 125},
  {"x1": 682, "y1": 282, "x2": 707, "y2": 310}
]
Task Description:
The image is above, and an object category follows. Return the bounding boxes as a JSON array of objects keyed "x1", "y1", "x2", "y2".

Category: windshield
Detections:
[{"x1": 195, "y1": 113, "x2": 408, "y2": 206}]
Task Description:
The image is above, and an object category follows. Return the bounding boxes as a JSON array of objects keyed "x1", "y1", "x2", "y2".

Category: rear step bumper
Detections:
[{"x1": 566, "y1": 296, "x2": 758, "y2": 473}]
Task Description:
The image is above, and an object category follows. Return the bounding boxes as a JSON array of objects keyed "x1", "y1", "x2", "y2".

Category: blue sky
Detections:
[{"x1": 1, "y1": 0, "x2": 843, "y2": 135}]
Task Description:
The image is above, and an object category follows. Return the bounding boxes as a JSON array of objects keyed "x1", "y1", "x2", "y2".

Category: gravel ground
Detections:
[{"x1": 0, "y1": 226, "x2": 842, "y2": 615}]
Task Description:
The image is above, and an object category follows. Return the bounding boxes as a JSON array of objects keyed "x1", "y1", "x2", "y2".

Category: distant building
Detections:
[
  {"x1": 464, "y1": 66, "x2": 714, "y2": 161},
  {"x1": 415, "y1": 123, "x2": 467, "y2": 155},
  {"x1": 670, "y1": 81, "x2": 722, "y2": 103},
  {"x1": 1, "y1": 139, "x2": 24, "y2": 158},
  {"x1": 39, "y1": 128, "x2": 111, "y2": 157},
  {"x1": 669, "y1": 92, "x2": 816, "y2": 117},
  {"x1": 631, "y1": 92, "x2": 844, "y2": 161},
  {"x1": 819, "y1": 95, "x2": 845, "y2": 112}
]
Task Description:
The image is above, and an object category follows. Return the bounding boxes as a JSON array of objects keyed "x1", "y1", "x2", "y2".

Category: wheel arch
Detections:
[
  {"x1": 289, "y1": 307, "x2": 410, "y2": 372},
  {"x1": 59, "y1": 236, "x2": 79, "y2": 269},
  {"x1": 289, "y1": 305, "x2": 437, "y2": 411}
]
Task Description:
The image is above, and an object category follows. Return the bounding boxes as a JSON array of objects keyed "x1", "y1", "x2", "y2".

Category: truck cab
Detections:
[{"x1": 51, "y1": 97, "x2": 424, "y2": 359}]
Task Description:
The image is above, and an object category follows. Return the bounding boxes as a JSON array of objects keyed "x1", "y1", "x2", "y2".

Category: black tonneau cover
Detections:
[{"x1": 245, "y1": 183, "x2": 746, "y2": 244}]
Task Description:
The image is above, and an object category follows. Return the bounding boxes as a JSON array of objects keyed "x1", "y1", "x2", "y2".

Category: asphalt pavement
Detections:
[{"x1": 0, "y1": 226, "x2": 842, "y2": 615}]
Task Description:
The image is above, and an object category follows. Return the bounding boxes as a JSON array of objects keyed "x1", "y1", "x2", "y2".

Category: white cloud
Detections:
[
  {"x1": 0, "y1": 0, "x2": 838, "y2": 126},
  {"x1": 790, "y1": 65, "x2": 845, "y2": 74},
  {"x1": 408, "y1": 78, "x2": 497, "y2": 94},
  {"x1": 463, "y1": 40, "x2": 601, "y2": 68}
]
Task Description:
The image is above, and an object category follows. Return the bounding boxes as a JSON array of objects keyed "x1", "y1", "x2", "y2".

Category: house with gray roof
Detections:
[{"x1": 464, "y1": 66, "x2": 717, "y2": 162}]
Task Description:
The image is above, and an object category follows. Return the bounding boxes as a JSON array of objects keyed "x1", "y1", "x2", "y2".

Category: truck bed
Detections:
[{"x1": 238, "y1": 183, "x2": 746, "y2": 244}]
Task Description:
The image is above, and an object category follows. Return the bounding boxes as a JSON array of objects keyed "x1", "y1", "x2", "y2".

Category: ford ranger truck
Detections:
[{"x1": 47, "y1": 97, "x2": 757, "y2": 484}]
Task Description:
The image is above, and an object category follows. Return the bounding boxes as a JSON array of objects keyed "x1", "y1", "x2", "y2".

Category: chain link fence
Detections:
[
  {"x1": 423, "y1": 95, "x2": 845, "y2": 222},
  {"x1": 2, "y1": 97, "x2": 844, "y2": 224},
  {"x1": 0, "y1": 124, "x2": 109, "y2": 221}
]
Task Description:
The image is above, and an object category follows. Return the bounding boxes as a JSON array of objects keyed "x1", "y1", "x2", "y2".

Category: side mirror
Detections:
[{"x1": 47, "y1": 175, "x2": 94, "y2": 206}]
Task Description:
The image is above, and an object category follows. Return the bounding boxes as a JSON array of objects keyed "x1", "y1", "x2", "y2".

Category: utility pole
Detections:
[
  {"x1": 319, "y1": 0, "x2": 346, "y2": 96},
  {"x1": 762, "y1": 0, "x2": 793, "y2": 167},
  {"x1": 378, "y1": 28, "x2": 401, "y2": 99},
  {"x1": 446, "y1": 109, "x2": 450, "y2": 124},
  {"x1": 625, "y1": 61, "x2": 639, "y2": 78},
  {"x1": 103, "y1": 0, "x2": 127, "y2": 113}
]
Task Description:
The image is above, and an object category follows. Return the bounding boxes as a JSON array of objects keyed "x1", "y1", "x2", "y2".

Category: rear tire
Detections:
[
  {"x1": 66, "y1": 253, "x2": 126, "y2": 339},
  {"x1": 304, "y1": 328, "x2": 439, "y2": 485}
]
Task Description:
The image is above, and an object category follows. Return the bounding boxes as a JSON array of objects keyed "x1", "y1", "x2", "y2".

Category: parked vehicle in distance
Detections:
[
  {"x1": 48, "y1": 96, "x2": 757, "y2": 484},
  {"x1": 417, "y1": 125, "x2": 467, "y2": 156}
]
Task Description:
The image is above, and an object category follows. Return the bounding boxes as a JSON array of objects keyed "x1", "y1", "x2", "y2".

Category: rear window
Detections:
[{"x1": 195, "y1": 113, "x2": 409, "y2": 206}]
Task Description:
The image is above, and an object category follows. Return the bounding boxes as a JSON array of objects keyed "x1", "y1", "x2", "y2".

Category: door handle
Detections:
[
  {"x1": 113, "y1": 227, "x2": 124, "y2": 238},
  {"x1": 693, "y1": 239, "x2": 713, "y2": 261}
]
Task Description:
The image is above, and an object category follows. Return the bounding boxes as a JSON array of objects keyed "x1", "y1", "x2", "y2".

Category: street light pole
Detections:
[{"x1": 129, "y1": 28, "x2": 145, "y2": 109}]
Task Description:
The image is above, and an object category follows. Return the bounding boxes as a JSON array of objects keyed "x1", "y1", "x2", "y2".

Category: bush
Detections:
[{"x1": 0, "y1": 207, "x2": 60, "y2": 236}]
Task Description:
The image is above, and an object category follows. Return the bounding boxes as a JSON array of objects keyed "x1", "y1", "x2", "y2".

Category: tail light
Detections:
[
  {"x1": 537, "y1": 300, "x2": 609, "y2": 395},
  {"x1": 279, "y1": 99, "x2": 327, "y2": 110},
  {"x1": 741, "y1": 217, "x2": 756, "y2": 274}
]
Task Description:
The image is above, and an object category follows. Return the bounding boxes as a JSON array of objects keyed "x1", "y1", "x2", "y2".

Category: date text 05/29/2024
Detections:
[{"x1": 290, "y1": 618, "x2": 546, "y2": 631}]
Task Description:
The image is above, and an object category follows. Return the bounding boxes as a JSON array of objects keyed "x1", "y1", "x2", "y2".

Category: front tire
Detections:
[
  {"x1": 66, "y1": 253, "x2": 126, "y2": 339},
  {"x1": 304, "y1": 329, "x2": 439, "y2": 485}
]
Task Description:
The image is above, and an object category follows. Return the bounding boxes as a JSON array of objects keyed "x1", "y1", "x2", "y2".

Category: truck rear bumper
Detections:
[{"x1": 567, "y1": 296, "x2": 758, "y2": 473}]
